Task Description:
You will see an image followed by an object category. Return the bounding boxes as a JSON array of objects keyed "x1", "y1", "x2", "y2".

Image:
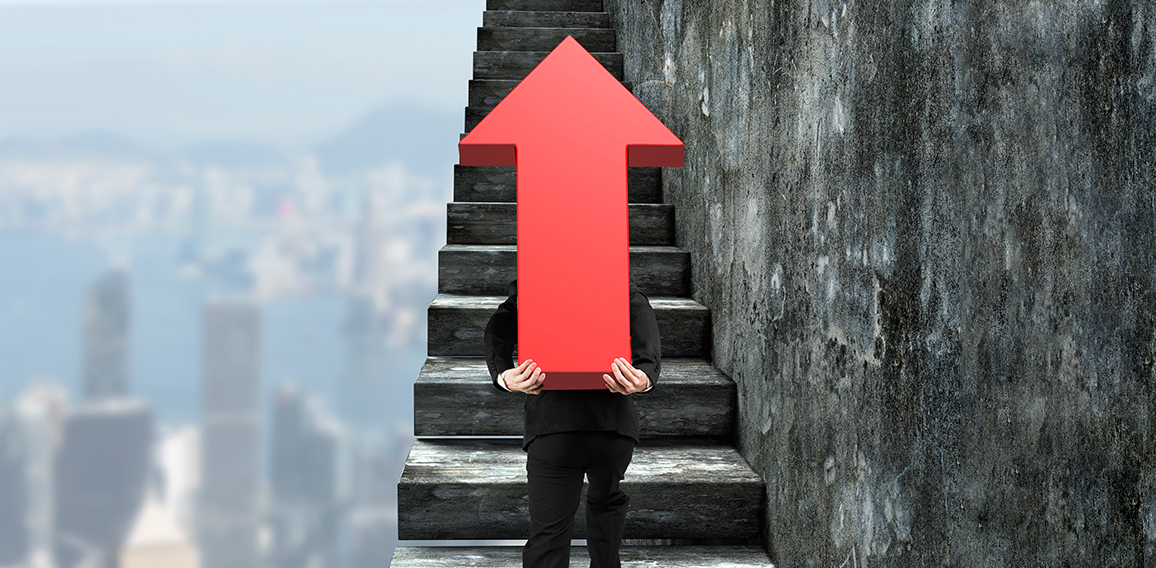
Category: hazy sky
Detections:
[{"x1": 0, "y1": 0, "x2": 482, "y2": 148}]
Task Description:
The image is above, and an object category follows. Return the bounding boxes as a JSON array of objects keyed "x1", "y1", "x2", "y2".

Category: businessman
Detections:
[{"x1": 483, "y1": 279, "x2": 661, "y2": 568}]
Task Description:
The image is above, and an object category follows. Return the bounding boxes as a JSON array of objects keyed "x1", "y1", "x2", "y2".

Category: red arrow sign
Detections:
[{"x1": 460, "y1": 36, "x2": 683, "y2": 389}]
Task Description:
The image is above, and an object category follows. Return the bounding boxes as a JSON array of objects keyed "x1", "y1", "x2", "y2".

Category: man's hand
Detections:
[
  {"x1": 501, "y1": 359, "x2": 545, "y2": 395},
  {"x1": 604, "y1": 357, "x2": 650, "y2": 395}
]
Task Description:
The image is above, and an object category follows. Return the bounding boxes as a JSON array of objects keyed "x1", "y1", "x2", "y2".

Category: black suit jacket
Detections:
[{"x1": 483, "y1": 279, "x2": 662, "y2": 449}]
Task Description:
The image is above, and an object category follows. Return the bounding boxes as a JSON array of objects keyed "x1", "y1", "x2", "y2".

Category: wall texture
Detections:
[{"x1": 605, "y1": 0, "x2": 1156, "y2": 565}]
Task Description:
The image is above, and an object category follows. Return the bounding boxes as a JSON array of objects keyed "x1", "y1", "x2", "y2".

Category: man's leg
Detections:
[
  {"x1": 524, "y1": 433, "x2": 586, "y2": 568},
  {"x1": 583, "y1": 432, "x2": 635, "y2": 568}
]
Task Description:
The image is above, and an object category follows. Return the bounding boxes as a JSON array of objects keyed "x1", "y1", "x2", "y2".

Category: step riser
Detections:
[
  {"x1": 414, "y1": 385, "x2": 734, "y2": 437},
  {"x1": 474, "y1": 51, "x2": 623, "y2": 81},
  {"x1": 468, "y1": 79, "x2": 520, "y2": 110},
  {"x1": 415, "y1": 358, "x2": 736, "y2": 437},
  {"x1": 477, "y1": 28, "x2": 615, "y2": 52},
  {"x1": 447, "y1": 203, "x2": 674, "y2": 246},
  {"x1": 454, "y1": 166, "x2": 661, "y2": 203},
  {"x1": 438, "y1": 247, "x2": 689, "y2": 296},
  {"x1": 427, "y1": 297, "x2": 710, "y2": 357},
  {"x1": 487, "y1": 0, "x2": 603, "y2": 11},
  {"x1": 414, "y1": 376, "x2": 733, "y2": 440},
  {"x1": 483, "y1": 10, "x2": 611, "y2": 28},
  {"x1": 399, "y1": 483, "x2": 761, "y2": 540},
  {"x1": 468, "y1": 79, "x2": 632, "y2": 111}
]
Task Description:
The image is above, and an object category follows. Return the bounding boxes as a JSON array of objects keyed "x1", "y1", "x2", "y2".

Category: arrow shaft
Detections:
[{"x1": 517, "y1": 144, "x2": 630, "y2": 379}]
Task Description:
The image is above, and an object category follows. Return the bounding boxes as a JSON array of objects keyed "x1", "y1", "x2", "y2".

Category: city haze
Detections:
[{"x1": 0, "y1": 1, "x2": 482, "y2": 566}]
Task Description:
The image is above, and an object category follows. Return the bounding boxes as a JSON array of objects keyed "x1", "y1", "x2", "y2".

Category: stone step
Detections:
[
  {"x1": 487, "y1": 0, "x2": 603, "y2": 11},
  {"x1": 447, "y1": 203, "x2": 674, "y2": 246},
  {"x1": 390, "y1": 545, "x2": 774, "y2": 567},
  {"x1": 438, "y1": 245, "x2": 689, "y2": 296},
  {"x1": 474, "y1": 51, "x2": 623, "y2": 81},
  {"x1": 397, "y1": 439, "x2": 763, "y2": 540},
  {"x1": 468, "y1": 79, "x2": 631, "y2": 111},
  {"x1": 427, "y1": 294, "x2": 710, "y2": 357},
  {"x1": 413, "y1": 357, "x2": 735, "y2": 438},
  {"x1": 454, "y1": 165, "x2": 661, "y2": 203},
  {"x1": 483, "y1": 10, "x2": 610, "y2": 28},
  {"x1": 477, "y1": 27, "x2": 615, "y2": 52}
]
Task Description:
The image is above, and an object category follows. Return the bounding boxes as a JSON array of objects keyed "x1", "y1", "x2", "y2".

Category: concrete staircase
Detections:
[{"x1": 391, "y1": 1, "x2": 773, "y2": 565}]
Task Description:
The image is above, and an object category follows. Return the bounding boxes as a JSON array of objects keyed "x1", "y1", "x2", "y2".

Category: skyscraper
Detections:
[
  {"x1": 16, "y1": 384, "x2": 68, "y2": 568},
  {"x1": 53, "y1": 399, "x2": 153, "y2": 568},
  {"x1": 199, "y1": 300, "x2": 262, "y2": 568},
  {"x1": 82, "y1": 269, "x2": 131, "y2": 400},
  {"x1": 0, "y1": 402, "x2": 29, "y2": 566},
  {"x1": 268, "y1": 384, "x2": 349, "y2": 568}
]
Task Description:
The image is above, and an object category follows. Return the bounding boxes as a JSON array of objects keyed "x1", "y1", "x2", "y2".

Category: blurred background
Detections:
[{"x1": 0, "y1": 0, "x2": 480, "y2": 566}]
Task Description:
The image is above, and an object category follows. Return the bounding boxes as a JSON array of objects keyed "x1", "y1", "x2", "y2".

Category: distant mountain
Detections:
[
  {"x1": 0, "y1": 102, "x2": 462, "y2": 175},
  {"x1": 0, "y1": 130, "x2": 162, "y2": 162},
  {"x1": 178, "y1": 141, "x2": 289, "y2": 168},
  {"x1": 313, "y1": 103, "x2": 459, "y2": 177}
]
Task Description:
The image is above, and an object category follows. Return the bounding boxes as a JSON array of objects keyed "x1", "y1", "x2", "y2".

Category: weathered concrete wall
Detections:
[{"x1": 605, "y1": 0, "x2": 1156, "y2": 564}]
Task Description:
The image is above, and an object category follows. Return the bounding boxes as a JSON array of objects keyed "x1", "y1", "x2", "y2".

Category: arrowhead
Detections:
[{"x1": 459, "y1": 36, "x2": 683, "y2": 167}]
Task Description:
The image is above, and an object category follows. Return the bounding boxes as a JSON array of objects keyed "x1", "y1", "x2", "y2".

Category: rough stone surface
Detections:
[
  {"x1": 398, "y1": 439, "x2": 764, "y2": 540},
  {"x1": 413, "y1": 357, "x2": 735, "y2": 437},
  {"x1": 390, "y1": 545, "x2": 774, "y2": 567},
  {"x1": 605, "y1": 0, "x2": 1156, "y2": 565}
]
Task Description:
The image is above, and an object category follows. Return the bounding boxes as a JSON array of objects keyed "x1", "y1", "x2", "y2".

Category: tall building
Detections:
[
  {"x1": 53, "y1": 399, "x2": 153, "y2": 568},
  {"x1": 0, "y1": 402, "x2": 29, "y2": 566},
  {"x1": 199, "y1": 301, "x2": 262, "y2": 568},
  {"x1": 16, "y1": 384, "x2": 69, "y2": 568},
  {"x1": 345, "y1": 427, "x2": 411, "y2": 568},
  {"x1": 82, "y1": 269, "x2": 131, "y2": 400},
  {"x1": 268, "y1": 384, "x2": 348, "y2": 568}
]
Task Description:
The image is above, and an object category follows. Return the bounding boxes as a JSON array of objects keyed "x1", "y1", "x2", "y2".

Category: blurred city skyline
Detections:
[{"x1": 0, "y1": 1, "x2": 483, "y2": 566}]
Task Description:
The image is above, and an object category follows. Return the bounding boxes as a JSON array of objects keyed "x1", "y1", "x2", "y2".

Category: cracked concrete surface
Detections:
[{"x1": 606, "y1": 0, "x2": 1156, "y2": 564}]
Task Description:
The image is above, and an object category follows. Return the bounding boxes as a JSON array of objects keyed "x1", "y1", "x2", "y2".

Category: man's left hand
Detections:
[{"x1": 604, "y1": 357, "x2": 650, "y2": 395}]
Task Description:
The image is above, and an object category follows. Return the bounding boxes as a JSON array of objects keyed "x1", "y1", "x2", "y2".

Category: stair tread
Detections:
[
  {"x1": 402, "y1": 439, "x2": 761, "y2": 484},
  {"x1": 441, "y1": 244, "x2": 683, "y2": 253},
  {"x1": 390, "y1": 546, "x2": 774, "y2": 567},
  {"x1": 398, "y1": 439, "x2": 762, "y2": 539},
  {"x1": 417, "y1": 356, "x2": 728, "y2": 385},
  {"x1": 449, "y1": 202, "x2": 670, "y2": 209},
  {"x1": 431, "y1": 294, "x2": 707, "y2": 311}
]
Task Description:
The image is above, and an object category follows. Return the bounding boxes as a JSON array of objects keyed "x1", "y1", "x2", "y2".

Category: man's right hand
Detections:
[{"x1": 500, "y1": 359, "x2": 545, "y2": 395}]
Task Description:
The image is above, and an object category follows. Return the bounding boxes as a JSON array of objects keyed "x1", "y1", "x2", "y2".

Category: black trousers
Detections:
[{"x1": 523, "y1": 431, "x2": 636, "y2": 568}]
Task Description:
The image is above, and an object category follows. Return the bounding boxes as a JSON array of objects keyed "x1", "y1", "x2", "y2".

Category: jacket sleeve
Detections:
[
  {"x1": 484, "y1": 286, "x2": 518, "y2": 392},
  {"x1": 629, "y1": 288, "x2": 661, "y2": 391}
]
